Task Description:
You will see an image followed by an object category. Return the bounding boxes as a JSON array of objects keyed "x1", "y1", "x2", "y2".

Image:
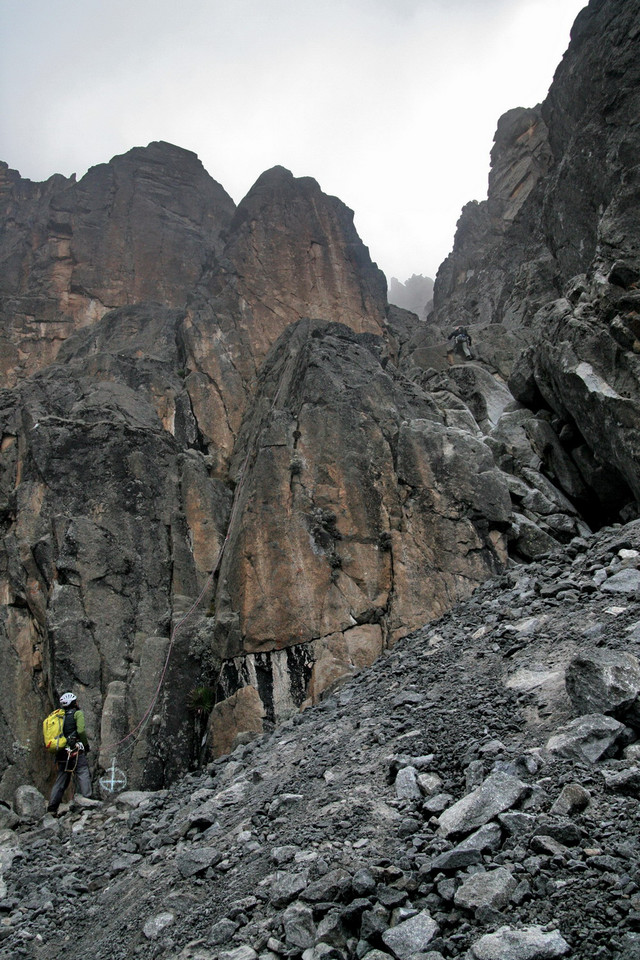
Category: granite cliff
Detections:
[
  {"x1": 0, "y1": 0, "x2": 639, "y2": 827},
  {"x1": 1, "y1": 0, "x2": 640, "y2": 957},
  {"x1": 423, "y1": 0, "x2": 640, "y2": 520}
]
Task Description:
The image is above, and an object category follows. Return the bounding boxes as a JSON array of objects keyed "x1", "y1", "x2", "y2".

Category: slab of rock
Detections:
[
  {"x1": 431, "y1": 823, "x2": 502, "y2": 871},
  {"x1": 565, "y1": 649, "x2": 640, "y2": 722},
  {"x1": 381, "y1": 910, "x2": 439, "y2": 959},
  {"x1": 437, "y1": 772, "x2": 529, "y2": 839},
  {"x1": 471, "y1": 925, "x2": 570, "y2": 959},
  {"x1": 601, "y1": 765, "x2": 640, "y2": 797},
  {"x1": 352, "y1": 867, "x2": 376, "y2": 897},
  {"x1": 175, "y1": 847, "x2": 221, "y2": 878},
  {"x1": 417, "y1": 773, "x2": 443, "y2": 796},
  {"x1": 395, "y1": 766, "x2": 422, "y2": 800},
  {"x1": 219, "y1": 947, "x2": 258, "y2": 960},
  {"x1": 498, "y1": 811, "x2": 537, "y2": 837},
  {"x1": 601, "y1": 568, "x2": 640, "y2": 595},
  {"x1": 283, "y1": 901, "x2": 316, "y2": 949},
  {"x1": 315, "y1": 910, "x2": 348, "y2": 948},
  {"x1": 143, "y1": 911, "x2": 175, "y2": 940},
  {"x1": 0, "y1": 805, "x2": 18, "y2": 830},
  {"x1": 301, "y1": 868, "x2": 351, "y2": 904},
  {"x1": 268, "y1": 793, "x2": 305, "y2": 819},
  {"x1": 546, "y1": 714, "x2": 628, "y2": 762},
  {"x1": 115, "y1": 791, "x2": 157, "y2": 809},
  {"x1": 13, "y1": 785, "x2": 46, "y2": 821},
  {"x1": 207, "y1": 685, "x2": 266, "y2": 760},
  {"x1": 270, "y1": 871, "x2": 310, "y2": 908},
  {"x1": 209, "y1": 918, "x2": 239, "y2": 945},
  {"x1": 184, "y1": 799, "x2": 221, "y2": 831},
  {"x1": 454, "y1": 867, "x2": 517, "y2": 912},
  {"x1": 549, "y1": 783, "x2": 591, "y2": 817},
  {"x1": 0, "y1": 830, "x2": 21, "y2": 872}
]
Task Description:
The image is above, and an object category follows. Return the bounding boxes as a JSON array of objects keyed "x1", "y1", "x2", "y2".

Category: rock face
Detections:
[
  {"x1": 0, "y1": 144, "x2": 511, "y2": 792},
  {"x1": 388, "y1": 274, "x2": 434, "y2": 319},
  {"x1": 0, "y1": 146, "x2": 393, "y2": 795},
  {"x1": 2, "y1": 0, "x2": 640, "y2": 801},
  {"x1": 423, "y1": 0, "x2": 640, "y2": 528},
  {"x1": 0, "y1": 142, "x2": 236, "y2": 386},
  {"x1": 209, "y1": 318, "x2": 510, "y2": 736},
  {"x1": 1, "y1": 521, "x2": 640, "y2": 960}
]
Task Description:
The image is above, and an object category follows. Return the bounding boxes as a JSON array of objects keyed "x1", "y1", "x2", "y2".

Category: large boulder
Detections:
[
  {"x1": 209, "y1": 320, "x2": 512, "y2": 727},
  {"x1": 546, "y1": 714, "x2": 630, "y2": 763},
  {"x1": 437, "y1": 772, "x2": 529, "y2": 839},
  {"x1": 565, "y1": 649, "x2": 640, "y2": 726},
  {"x1": 471, "y1": 925, "x2": 570, "y2": 960}
]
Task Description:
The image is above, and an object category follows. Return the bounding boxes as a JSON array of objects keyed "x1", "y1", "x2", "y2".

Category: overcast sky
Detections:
[{"x1": 1, "y1": 0, "x2": 586, "y2": 282}]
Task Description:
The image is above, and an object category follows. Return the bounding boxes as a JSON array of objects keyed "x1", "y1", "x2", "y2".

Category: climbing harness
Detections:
[{"x1": 63, "y1": 744, "x2": 81, "y2": 775}]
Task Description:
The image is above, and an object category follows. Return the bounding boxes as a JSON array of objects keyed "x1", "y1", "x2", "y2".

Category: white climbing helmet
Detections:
[{"x1": 59, "y1": 692, "x2": 77, "y2": 707}]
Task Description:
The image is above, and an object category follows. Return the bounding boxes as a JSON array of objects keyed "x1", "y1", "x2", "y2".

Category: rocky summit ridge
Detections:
[{"x1": 1, "y1": 0, "x2": 640, "y2": 956}]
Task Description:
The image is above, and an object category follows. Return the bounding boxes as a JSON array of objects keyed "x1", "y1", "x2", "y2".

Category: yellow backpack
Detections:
[{"x1": 43, "y1": 709, "x2": 67, "y2": 753}]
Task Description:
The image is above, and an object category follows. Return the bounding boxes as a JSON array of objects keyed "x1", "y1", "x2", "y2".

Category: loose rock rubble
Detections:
[{"x1": 2, "y1": 522, "x2": 640, "y2": 960}]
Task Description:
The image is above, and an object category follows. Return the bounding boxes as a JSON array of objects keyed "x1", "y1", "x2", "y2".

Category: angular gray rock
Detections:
[
  {"x1": 175, "y1": 846, "x2": 221, "y2": 878},
  {"x1": 219, "y1": 947, "x2": 257, "y2": 960},
  {"x1": 395, "y1": 766, "x2": 422, "y2": 800},
  {"x1": 549, "y1": 782, "x2": 591, "y2": 817},
  {"x1": 13, "y1": 785, "x2": 46, "y2": 821},
  {"x1": 283, "y1": 901, "x2": 316, "y2": 949},
  {"x1": 381, "y1": 910, "x2": 439, "y2": 959},
  {"x1": 600, "y1": 568, "x2": 640, "y2": 595},
  {"x1": 437, "y1": 772, "x2": 529, "y2": 838},
  {"x1": 270, "y1": 871, "x2": 310, "y2": 908},
  {"x1": 142, "y1": 911, "x2": 175, "y2": 940},
  {"x1": 454, "y1": 867, "x2": 517, "y2": 912},
  {"x1": 546, "y1": 714, "x2": 629, "y2": 763},
  {"x1": 601, "y1": 765, "x2": 640, "y2": 797},
  {"x1": 471, "y1": 925, "x2": 570, "y2": 960},
  {"x1": 431, "y1": 823, "x2": 502, "y2": 871},
  {"x1": 565, "y1": 649, "x2": 640, "y2": 723}
]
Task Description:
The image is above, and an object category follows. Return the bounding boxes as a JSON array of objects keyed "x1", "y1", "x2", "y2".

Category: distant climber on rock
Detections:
[
  {"x1": 44, "y1": 692, "x2": 92, "y2": 815},
  {"x1": 447, "y1": 325, "x2": 473, "y2": 362}
]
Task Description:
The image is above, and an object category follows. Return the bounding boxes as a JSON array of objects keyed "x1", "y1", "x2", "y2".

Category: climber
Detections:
[
  {"x1": 447, "y1": 325, "x2": 473, "y2": 362},
  {"x1": 46, "y1": 692, "x2": 92, "y2": 815}
]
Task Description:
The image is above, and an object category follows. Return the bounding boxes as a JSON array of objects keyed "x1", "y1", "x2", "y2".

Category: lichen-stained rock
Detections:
[
  {"x1": 210, "y1": 319, "x2": 511, "y2": 717},
  {"x1": 0, "y1": 143, "x2": 236, "y2": 386},
  {"x1": 427, "y1": 0, "x2": 640, "y2": 523},
  {"x1": 0, "y1": 329, "x2": 232, "y2": 798},
  {"x1": 207, "y1": 685, "x2": 266, "y2": 760},
  {"x1": 222, "y1": 165, "x2": 387, "y2": 341}
]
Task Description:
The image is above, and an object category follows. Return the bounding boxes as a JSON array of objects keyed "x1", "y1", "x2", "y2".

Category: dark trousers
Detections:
[{"x1": 48, "y1": 750, "x2": 91, "y2": 811}]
